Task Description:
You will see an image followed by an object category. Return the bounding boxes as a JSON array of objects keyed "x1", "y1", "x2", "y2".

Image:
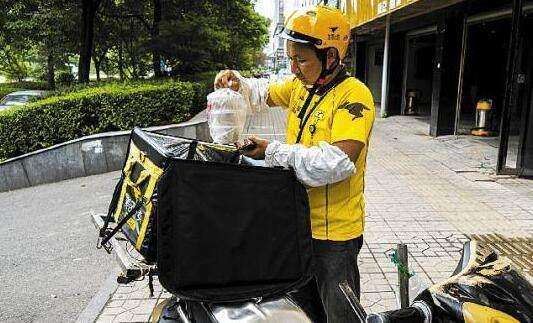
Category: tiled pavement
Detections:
[{"x1": 93, "y1": 109, "x2": 533, "y2": 322}]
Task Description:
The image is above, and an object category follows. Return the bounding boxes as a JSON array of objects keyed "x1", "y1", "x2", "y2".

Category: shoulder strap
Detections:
[
  {"x1": 295, "y1": 94, "x2": 328, "y2": 144},
  {"x1": 187, "y1": 141, "x2": 198, "y2": 160},
  {"x1": 297, "y1": 85, "x2": 318, "y2": 122},
  {"x1": 295, "y1": 73, "x2": 351, "y2": 144},
  {"x1": 100, "y1": 200, "x2": 144, "y2": 248},
  {"x1": 99, "y1": 175, "x2": 124, "y2": 240}
]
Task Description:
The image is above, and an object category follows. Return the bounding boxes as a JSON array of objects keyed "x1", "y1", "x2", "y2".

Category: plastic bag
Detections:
[
  {"x1": 391, "y1": 272, "x2": 429, "y2": 307},
  {"x1": 408, "y1": 272, "x2": 430, "y2": 304},
  {"x1": 241, "y1": 77, "x2": 270, "y2": 113},
  {"x1": 207, "y1": 88, "x2": 248, "y2": 144}
]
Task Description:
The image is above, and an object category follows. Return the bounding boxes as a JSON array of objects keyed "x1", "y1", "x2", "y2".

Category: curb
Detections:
[{"x1": 75, "y1": 269, "x2": 119, "y2": 323}]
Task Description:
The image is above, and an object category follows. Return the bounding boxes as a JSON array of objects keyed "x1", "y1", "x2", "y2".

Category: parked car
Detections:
[
  {"x1": 0, "y1": 90, "x2": 47, "y2": 111},
  {"x1": 252, "y1": 72, "x2": 271, "y2": 79}
]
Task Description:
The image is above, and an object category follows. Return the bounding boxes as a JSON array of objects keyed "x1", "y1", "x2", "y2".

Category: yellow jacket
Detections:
[{"x1": 268, "y1": 73, "x2": 375, "y2": 241}]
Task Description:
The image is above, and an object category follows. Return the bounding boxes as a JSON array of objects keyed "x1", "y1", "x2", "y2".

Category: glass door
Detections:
[
  {"x1": 515, "y1": 16, "x2": 533, "y2": 176},
  {"x1": 497, "y1": 0, "x2": 526, "y2": 174}
]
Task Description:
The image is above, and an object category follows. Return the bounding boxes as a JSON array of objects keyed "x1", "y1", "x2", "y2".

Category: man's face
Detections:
[{"x1": 286, "y1": 40, "x2": 322, "y2": 85}]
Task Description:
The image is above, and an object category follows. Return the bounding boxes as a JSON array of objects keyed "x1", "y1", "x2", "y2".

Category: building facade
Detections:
[
  {"x1": 341, "y1": 0, "x2": 533, "y2": 177},
  {"x1": 293, "y1": 0, "x2": 323, "y2": 7},
  {"x1": 270, "y1": 0, "x2": 288, "y2": 73}
]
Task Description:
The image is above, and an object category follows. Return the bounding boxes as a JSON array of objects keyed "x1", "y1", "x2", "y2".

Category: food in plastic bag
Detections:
[
  {"x1": 241, "y1": 77, "x2": 270, "y2": 113},
  {"x1": 207, "y1": 88, "x2": 248, "y2": 144}
]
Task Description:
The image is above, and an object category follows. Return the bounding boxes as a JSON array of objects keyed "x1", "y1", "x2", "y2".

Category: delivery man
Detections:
[{"x1": 215, "y1": 5, "x2": 375, "y2": 322}]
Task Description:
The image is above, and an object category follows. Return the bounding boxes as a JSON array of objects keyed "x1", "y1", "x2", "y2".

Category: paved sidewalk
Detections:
[{"x1": 92, "y1": 109, "x2": 533, "y2": 322}]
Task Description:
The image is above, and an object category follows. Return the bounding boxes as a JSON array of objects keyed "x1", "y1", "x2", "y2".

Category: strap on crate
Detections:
[
  {"x1": 187, "y1": 140, "x2": 198, "y2": 160},
  {"x1": 98, "y1": 199, "x2": 144, "y2": 252}
]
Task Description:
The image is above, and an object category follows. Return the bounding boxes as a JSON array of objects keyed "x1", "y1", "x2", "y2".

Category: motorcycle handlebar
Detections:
[{"x1": 366, "y1": 301, "x2": 432, "y2": 323}]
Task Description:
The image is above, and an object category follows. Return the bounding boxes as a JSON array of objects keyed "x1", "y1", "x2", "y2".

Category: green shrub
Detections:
[
  {"x1": 181, "y1": 71, "x2": 217, "y2": 116},
  {"x1": 55, "y1": 72, "x2": 76, "y2": 86},
  {"x1": 0, "y1": 85, "x2": 19, "y2": 100},
  {"x1": 0, "y1": 80, "x2": 205, "y2": 160}
]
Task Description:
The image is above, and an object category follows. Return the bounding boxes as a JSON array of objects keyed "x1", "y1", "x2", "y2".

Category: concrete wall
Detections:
[{"x1": 0, "y1": 111, "x2": 210, "y2": 192}]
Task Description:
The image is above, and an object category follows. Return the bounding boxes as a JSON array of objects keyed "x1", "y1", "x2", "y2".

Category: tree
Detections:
[
  {"x1": 253, "y1": 51, "x2": 268, "y2": 68},
  {"x1": 95, "y1": 0, "x2": 162, "y2": 79},
  {"x1": 151, "y1": 0, "x2": 162, "y2": 77},
  {"x1": 1, "y1": 0, "x2": 269, "y2": 84},
  {"x1": 158, "y1": 0, "x2": 269, "y2": 75},
  {"x1": 35, "y1": 0, "x2": 79, "y2": 88},
  {"x1": 93, "y1": 0, "x2": 117, "y2": 80},
  {"x1": 0, "y1": 0, "x2": 78, "y2": 87},
  {"x1": 78, "y1": 0, "x2": 102, "y2": 83},
  {"x1": 221, "y1": 0, "x2": 269, "y2": 70},
  {"x1": 0, "y1": 46, "x2": 31, "y2": 82},
  {"x1": 124, "y1": 0, "x2": 163, "y2": 77},
  {"x1": 0, "y1": 1, "x2": 35, "y2": 81}
]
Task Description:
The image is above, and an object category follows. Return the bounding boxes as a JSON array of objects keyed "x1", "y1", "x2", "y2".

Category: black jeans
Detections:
[{"x1": 306, "y1": 236, "x2": 364, "y2": 323}]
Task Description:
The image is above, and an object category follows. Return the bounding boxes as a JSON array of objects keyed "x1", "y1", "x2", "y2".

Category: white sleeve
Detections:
[
  {"x1": 264, "y1": 141, "x2": 356, "y2": 187},
  {"x1": 233, "y1": 71, "x2": 270, "y2": 113}
]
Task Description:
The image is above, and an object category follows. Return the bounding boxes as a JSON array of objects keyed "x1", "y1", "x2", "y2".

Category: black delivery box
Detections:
[{"x1": 104, "y1": 127, "x2": 313, "y2": 302}]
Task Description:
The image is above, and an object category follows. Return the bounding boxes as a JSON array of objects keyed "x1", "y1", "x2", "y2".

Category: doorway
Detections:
[
  {"x1": 457, "y1": 18, "x2": 511, "y2": 138},
  {"x1": 402, "y1": 30, "x2": 436, "y2": 117}
]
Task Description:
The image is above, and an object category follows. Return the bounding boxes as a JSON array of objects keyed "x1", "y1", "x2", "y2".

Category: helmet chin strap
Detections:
[
  {"x1": 315, "y1": 50, "x2": 340, "y2": 85},
  {"x1": 298, "y1": 53, "x2": 341, "y2": 122}
]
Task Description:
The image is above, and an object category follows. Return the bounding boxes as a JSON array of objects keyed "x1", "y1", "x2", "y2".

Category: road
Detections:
[{"x1": 0, "y1": 171, "x2": 120, "y2": 322}]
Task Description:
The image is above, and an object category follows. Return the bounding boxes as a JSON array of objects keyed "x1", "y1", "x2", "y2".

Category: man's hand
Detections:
[
  {"x1": 214, "y1": 70, "x2": 241, "y2": 92},
  {"x1": 236, "y1": 136, "x2": 269, "y2": 160}
]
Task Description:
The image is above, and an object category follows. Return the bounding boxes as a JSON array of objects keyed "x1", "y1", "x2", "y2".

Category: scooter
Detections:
[
  {"x1": 148, "y1": 240, "x2": 532, "y2": 323},
  {"x1": 93, "y1": 209, "x2": 531, "y2": 323},
  {"x1": 94, "y1": 129, "x2": 531, "y2": 322}
]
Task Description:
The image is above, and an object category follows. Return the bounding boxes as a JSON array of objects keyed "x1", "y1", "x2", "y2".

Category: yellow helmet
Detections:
[{"x1": 281, "y1": 5, "x2": 351, "y2": 59}]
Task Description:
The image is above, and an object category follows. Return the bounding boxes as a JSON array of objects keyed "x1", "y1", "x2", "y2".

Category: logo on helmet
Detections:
[{"x1": 328, "y1": 26, "x2": 340, "y2": 41}]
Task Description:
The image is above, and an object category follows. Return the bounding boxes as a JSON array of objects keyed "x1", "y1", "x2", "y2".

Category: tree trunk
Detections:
[
  {"x1": 78, "y1": 0, "x2": 101, "y2": 83},
  {"x1": 129, "y1": 19, "x2": 138, "y2": 79},
  {"x1": 47, "y1": 52, "x2": 55, "y2": 90},
  {"x1": 94, "y1": 57, "x2": 101, "y2": 81},
  {"x1": 132, "y1": 54, "x2": 138, "y2": 79},
  {"x1": 151, "y1": 0, "x2": 163, "y2": 78},
  {"x1": 118, "y1": 41, "x2": 125, "y2": 80},
  {"x1": 93, "y1": 50, "x2": 107, "y2": 81}
]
